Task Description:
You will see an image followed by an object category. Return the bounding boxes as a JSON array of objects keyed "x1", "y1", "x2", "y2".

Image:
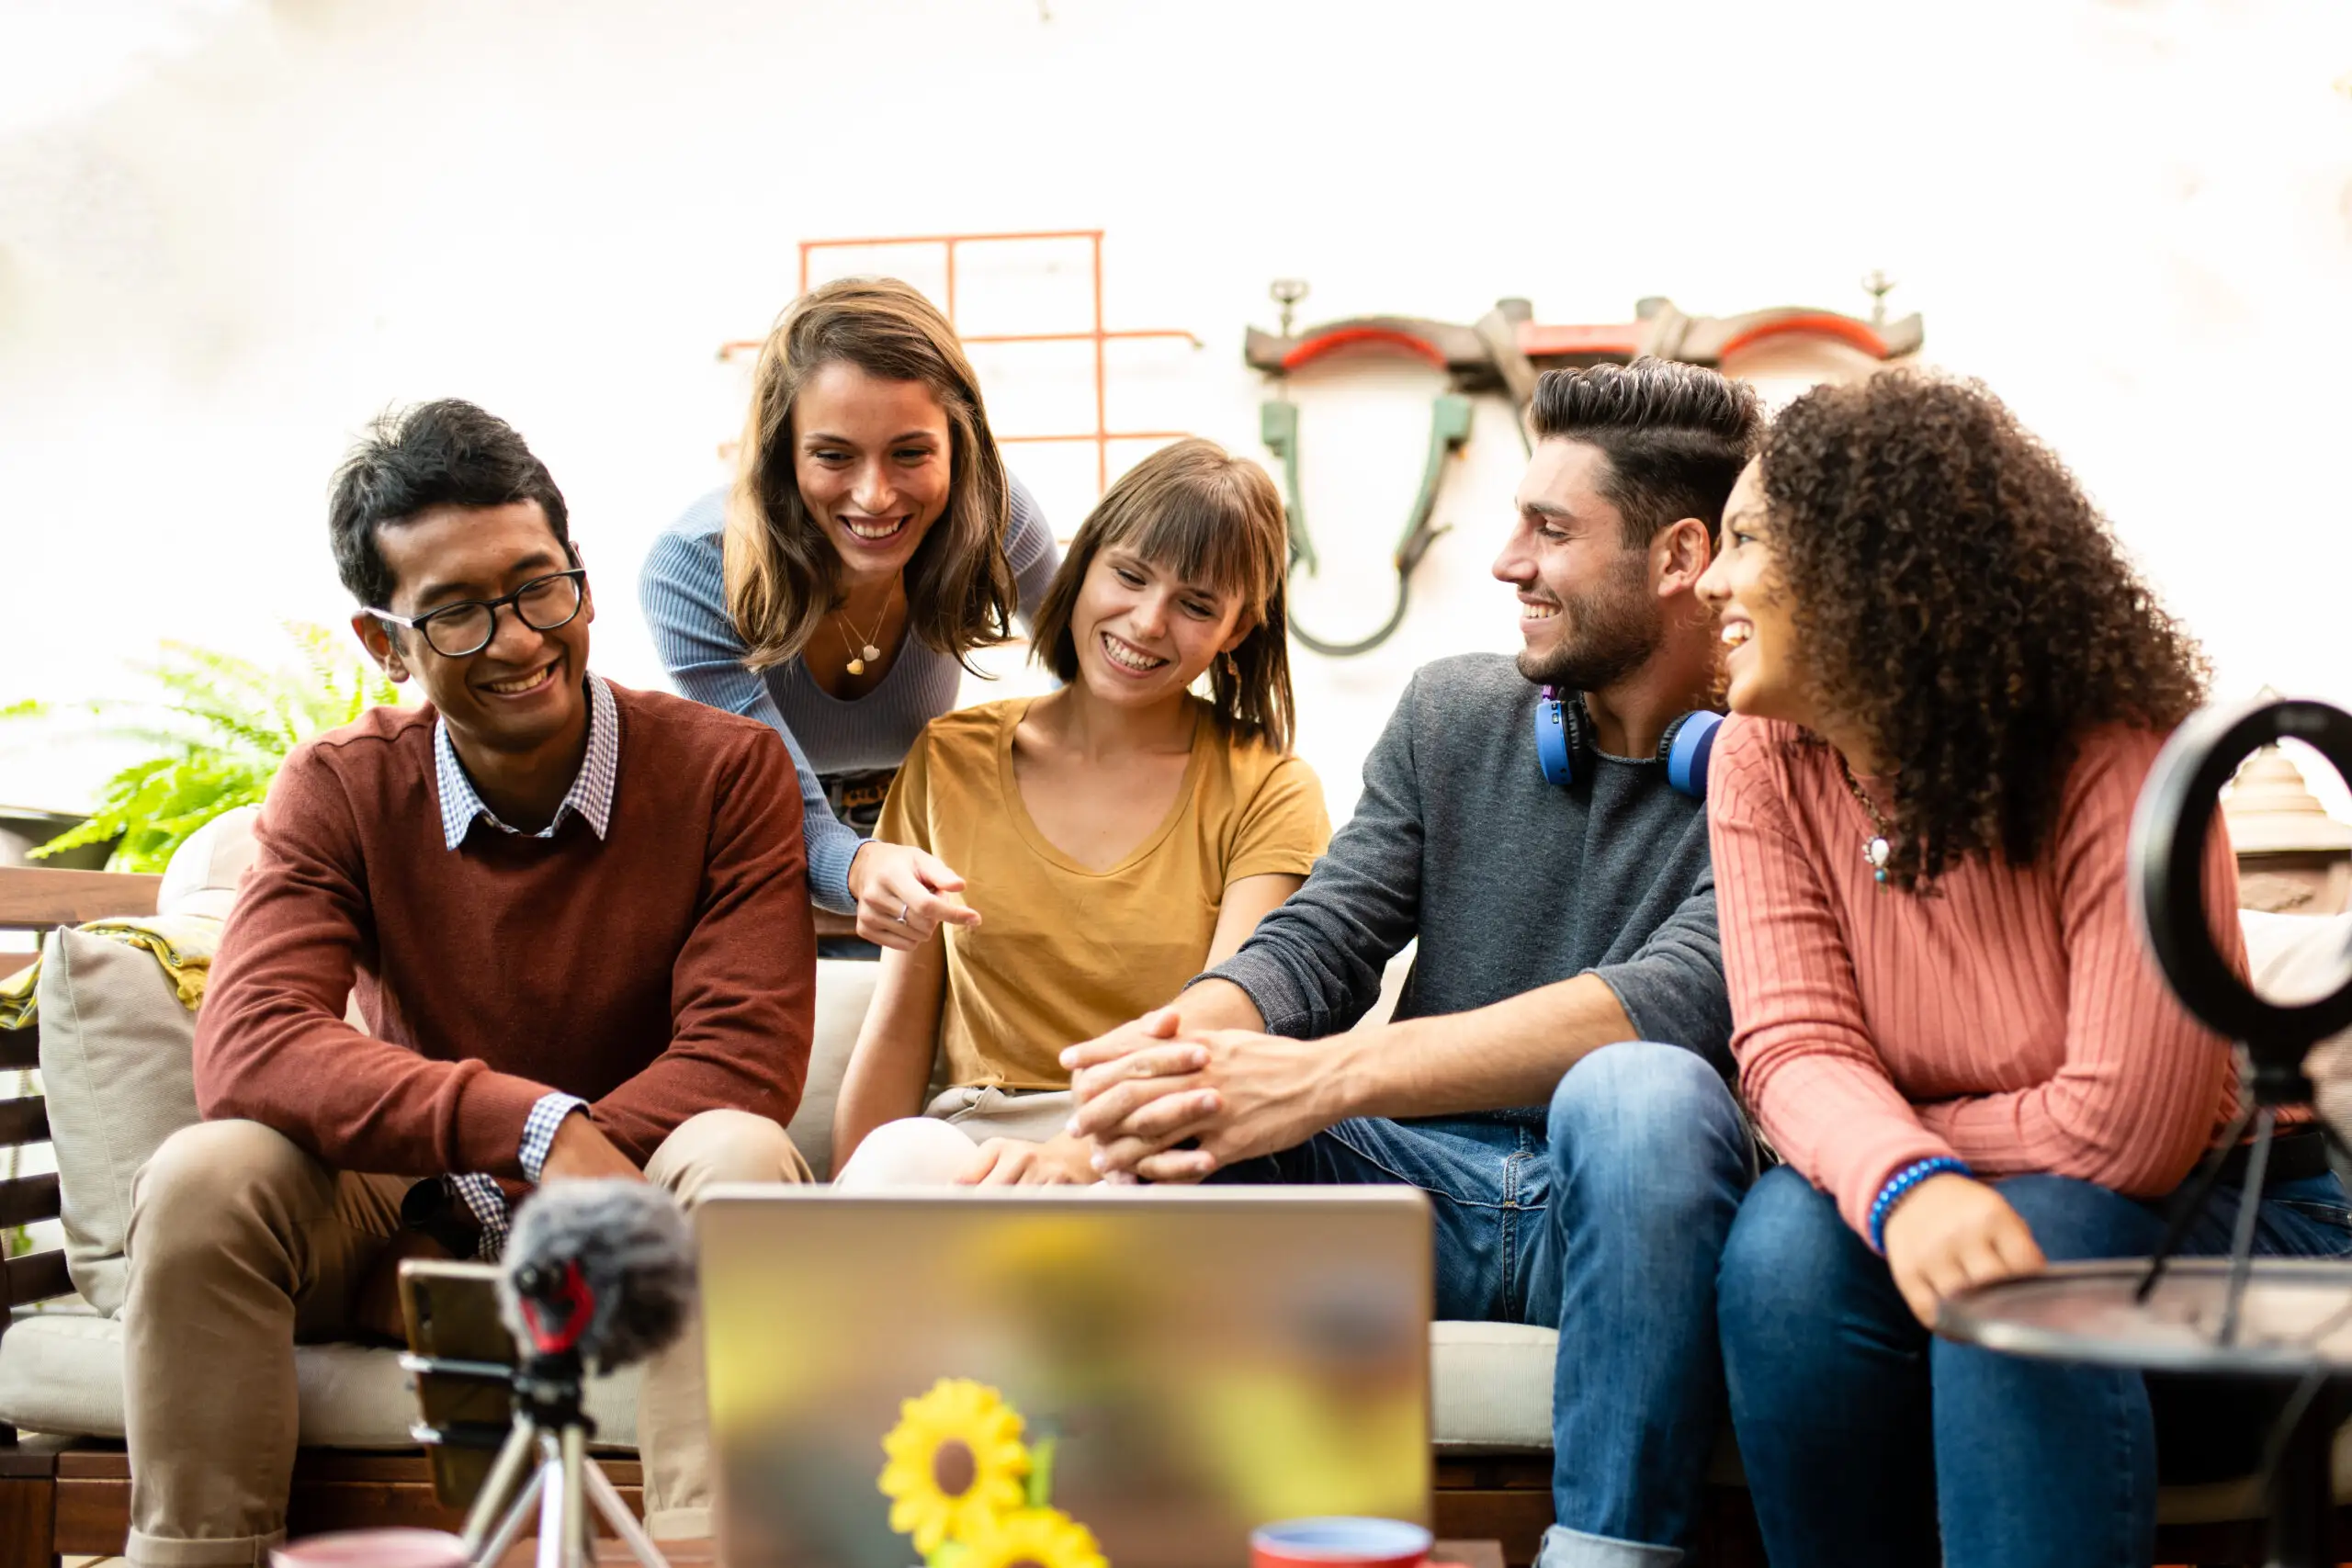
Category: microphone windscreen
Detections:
[{"x1": 498, "y1": 1179, "x2": 696, "y2": 1373}]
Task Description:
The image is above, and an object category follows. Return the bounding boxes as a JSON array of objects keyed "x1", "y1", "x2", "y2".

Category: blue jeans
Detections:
[
  {"x1": 1216, "y1": 1041, "x2": 1756, "y2": 1568},
  {"x1": 1717, "y1": 1162, "x2": 2352, "y2": 1568}
]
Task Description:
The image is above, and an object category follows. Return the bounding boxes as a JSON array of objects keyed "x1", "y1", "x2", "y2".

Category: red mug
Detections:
[
  {"x1": 1250, "y1": 1517, "x2": 1434, "y2": 1568},
  {"x1": 270, "y1": 1529, "x2": 470, "y2": 1568}
]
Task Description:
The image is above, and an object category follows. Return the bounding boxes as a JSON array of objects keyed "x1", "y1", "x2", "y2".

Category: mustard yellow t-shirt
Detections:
[{"x1": 876, "y1": 696, "x2": 1330, "y2": 1089}]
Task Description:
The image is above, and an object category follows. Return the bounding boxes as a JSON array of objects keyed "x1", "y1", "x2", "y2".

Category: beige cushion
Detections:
[
  {"x1": 0, "y1": 1309, "x2": 637, "y2": 1449},
  {"x1": 786, "y1": 958, "x2": 881, "y2": 1181},
  {"x1": 2244, "y1": 910, "x2": 2352, "y2": 1134},
  {"x1": 156, "y1": 806, "x2": 262, "y2": 922},
  {"x1": 35, "y1": 926, "x2": 203, "y2": 1317}
]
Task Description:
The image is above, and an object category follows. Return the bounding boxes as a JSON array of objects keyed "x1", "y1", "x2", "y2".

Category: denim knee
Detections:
[
  {"x1": 1547, "y1": 1040, "x2": 1744, "y2": 1197},
  {"x1": 1988, "y1": 1172, "x2": 2163, "y2": 1263},
  {"x1": 1717, "y1": 1166, "x2": 1859, "y2": 1337}
]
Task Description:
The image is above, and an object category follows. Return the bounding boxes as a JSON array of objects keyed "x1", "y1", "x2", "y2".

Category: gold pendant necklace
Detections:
[
  {"x1": 834, "y1": 586, "x2": 897, "y2": 677},
  {"x1": 1838, "y1": 754, "x2": 1894, "y2": 886}
]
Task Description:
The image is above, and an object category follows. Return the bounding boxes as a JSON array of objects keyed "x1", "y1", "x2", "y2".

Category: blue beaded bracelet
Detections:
[{"x1": 1868, "y1": 1156, "x2": 1973, "y2": 1254}]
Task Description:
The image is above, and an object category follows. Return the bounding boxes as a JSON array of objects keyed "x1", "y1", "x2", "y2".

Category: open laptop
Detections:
[{"x1": 697, "y1": 1186, "x2": 1432, "y2": 1568}]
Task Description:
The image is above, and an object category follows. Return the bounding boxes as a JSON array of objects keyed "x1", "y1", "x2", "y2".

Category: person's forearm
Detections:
[
  {"x1": 1172, "y1": 977, "x2": 1268, "y2": 1032},
  {"x1": 1316, "y1": 973, "x2": 1636, "y2": 1122},
  {"x1": 831, "y1": 1058, "x2": 931, "y2": 1171}
]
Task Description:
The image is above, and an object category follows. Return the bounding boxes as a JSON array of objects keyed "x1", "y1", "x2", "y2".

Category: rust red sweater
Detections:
[
  {"x1": 195, "y1": 682, "x2": 815, "y2": 1176},
  {"x1": 1711, "y1": 716, "x2": 2242, "y2": 1239}
]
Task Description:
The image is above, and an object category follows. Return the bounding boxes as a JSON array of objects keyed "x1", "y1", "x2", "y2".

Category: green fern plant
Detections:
[{"x1": 5, "y1": 623, "x2": 401, "y2": 873}]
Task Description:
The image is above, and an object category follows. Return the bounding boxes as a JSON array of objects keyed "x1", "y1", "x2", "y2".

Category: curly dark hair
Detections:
[{"x1": 1760, "y1": 371, "x2": 2209, "y2": 889}]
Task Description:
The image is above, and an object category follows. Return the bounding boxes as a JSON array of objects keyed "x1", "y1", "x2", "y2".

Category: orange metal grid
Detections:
[{"x1": 723, "y1": 229, "x2": 1199, "y2": 493}]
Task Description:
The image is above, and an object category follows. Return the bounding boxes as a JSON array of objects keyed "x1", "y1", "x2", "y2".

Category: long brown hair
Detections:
[
  {"x1": 722, "y1": 277, "x2": 1019, "y2": 673},
  {"x1": 1028, "y1": 438, "x2": 1296, "y2": 751}
]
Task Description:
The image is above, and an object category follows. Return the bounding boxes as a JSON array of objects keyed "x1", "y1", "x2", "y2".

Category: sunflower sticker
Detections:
[
  {"x1": 878, "y1": 1379, "x2": 1104, "y2": 1567},
  {"x1": 959, "y1": 1506, "x2": 1107, "y2": 1568}
]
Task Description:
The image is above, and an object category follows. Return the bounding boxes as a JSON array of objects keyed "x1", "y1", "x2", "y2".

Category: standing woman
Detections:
[
  {"x1": 641, "y1": 278, "x2": 1058, "y2": 948},
  {"x1": 1696, "y1": 371, "x2": 2352, "y2": 1568}
]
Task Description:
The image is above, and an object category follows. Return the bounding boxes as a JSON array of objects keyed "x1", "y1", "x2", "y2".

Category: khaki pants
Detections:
[{"x1": 120, "y1": 1110, "x2": 809, "y2": 1566}]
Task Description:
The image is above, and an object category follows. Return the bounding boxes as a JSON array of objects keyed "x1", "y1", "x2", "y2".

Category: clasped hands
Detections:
[{"x1": 1058, "y1": 1008, "x2": 1332, "y2": 1183}]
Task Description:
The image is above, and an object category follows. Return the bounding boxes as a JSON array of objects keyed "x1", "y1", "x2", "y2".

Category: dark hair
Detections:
[
  {"x1": 1761, "y1": 370, "x2": 2210, "y2": 889},
  {"x1": 1529, "y1": 358, "x2": 1765, "y2": 546},
  {"x1": 725, "y1": 277, "x2": 1018, "y2": 675},
  {"x1": 1028, "y1": 438, "x2": 1295, "y2": 751},
  {"x1": 329, "y1": 400, "x2": 569, "y2": 609}
]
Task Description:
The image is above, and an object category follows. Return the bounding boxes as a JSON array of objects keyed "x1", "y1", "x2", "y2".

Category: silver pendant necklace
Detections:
[{"x1": 1838, "y1": 754, "x2": 1894, "y2": 886}]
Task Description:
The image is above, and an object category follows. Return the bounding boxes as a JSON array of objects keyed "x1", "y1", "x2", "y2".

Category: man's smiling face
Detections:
[
  {"x1": 360, "y1": 499, "x2": 594, "y2": 758},
  {"x1": 1492, "y1": 437, "x2": 1663, "y2": 693}
]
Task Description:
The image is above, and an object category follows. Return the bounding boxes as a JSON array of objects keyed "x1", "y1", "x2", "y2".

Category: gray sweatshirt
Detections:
[{"x1": 1204, "y1": 653, "x2": 1731, "y2": 1114}]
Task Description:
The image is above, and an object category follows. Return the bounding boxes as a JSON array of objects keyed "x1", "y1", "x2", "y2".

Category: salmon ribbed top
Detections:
[{"x1": 1709, "y1": 715, "x2": 2242, "y2": 1239}]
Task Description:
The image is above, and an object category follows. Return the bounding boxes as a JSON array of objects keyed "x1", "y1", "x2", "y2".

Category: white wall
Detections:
[{"x1": 4, "y1": 0, "x2": 2350, "y2": 821}]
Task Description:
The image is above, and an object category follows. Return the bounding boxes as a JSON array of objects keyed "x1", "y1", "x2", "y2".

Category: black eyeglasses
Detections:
[{"x1": 367, "y1": 570, "x2": 587, "y2": 659}]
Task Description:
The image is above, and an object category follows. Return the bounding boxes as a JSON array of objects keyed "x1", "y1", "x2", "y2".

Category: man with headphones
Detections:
[{"x1": 1064, "y1": 359, "x2": 1759, "y2": 1568}]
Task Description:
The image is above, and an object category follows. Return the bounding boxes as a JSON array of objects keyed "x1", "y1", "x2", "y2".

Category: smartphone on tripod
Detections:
[{"x1": 399, "y1": 1258, "x2": 514, "y2": 1510}]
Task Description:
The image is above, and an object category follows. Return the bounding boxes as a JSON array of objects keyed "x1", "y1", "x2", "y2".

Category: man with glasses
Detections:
[{"x1": 116, "y1": 400, "x2": 816, "y2": 1568}]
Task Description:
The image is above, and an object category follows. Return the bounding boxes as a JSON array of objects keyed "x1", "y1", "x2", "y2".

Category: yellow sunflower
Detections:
[
  {"x1": 878, "y1": 1378, "x2": 1033, "y2": 1554},
  {"x1": 958, "y1": 1506, "x2": 1107, "y2": 1568}
]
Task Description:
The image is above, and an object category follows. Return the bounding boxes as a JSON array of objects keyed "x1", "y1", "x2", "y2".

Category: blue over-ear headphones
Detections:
[{"x1": 1535, "y1": 686, "x2": 1722, "y2": 798}]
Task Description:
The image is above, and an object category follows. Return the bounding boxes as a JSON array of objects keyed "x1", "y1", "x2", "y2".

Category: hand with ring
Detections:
[{"x1": 846, "y1": 840, "x2": 980, "y2": 952}]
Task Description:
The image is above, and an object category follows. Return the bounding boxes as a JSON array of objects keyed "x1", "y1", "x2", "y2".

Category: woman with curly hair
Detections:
[{"x1": 1695, "y1": 371, "x2": 2351, "y2": 1568}]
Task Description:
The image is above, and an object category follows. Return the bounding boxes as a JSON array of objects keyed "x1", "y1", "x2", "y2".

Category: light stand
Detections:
[
  {"x1": 2127, "y1": 695, "x2": 2352, "y2": 1566},
  {"x1": 2129, "y1": 697, "x2": 2352, "y2": 1333}
]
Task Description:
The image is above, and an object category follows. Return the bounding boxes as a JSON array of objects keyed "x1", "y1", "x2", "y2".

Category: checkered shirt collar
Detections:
[{"x1": 434, "y1": 672, "x2": 618, "y2": 852}]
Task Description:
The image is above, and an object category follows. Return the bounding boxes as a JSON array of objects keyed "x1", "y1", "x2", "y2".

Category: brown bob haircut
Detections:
[
  {"x1": 723, "y1": 277, "x2": 1019, "y2": 673},
  {"x1": 1028, "y1": 437, "x2": 1295, "y2": 752}
]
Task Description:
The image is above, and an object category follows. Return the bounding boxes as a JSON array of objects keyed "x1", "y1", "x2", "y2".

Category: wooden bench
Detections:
[{"x1": 0, "y1": 863, "x2": 2330, "y2": 1566}]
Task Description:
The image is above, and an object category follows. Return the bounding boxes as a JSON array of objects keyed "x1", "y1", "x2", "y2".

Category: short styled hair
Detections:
[
  {"x1": 1529, "y1": 358, "x2": 1765, "y2": 547},
  {"x1": 328, "y1": 400, "x2": 569, "y2": 609},
  {"x1": 1028, "y1": 438, "x2": 1295, "y2": 751}
]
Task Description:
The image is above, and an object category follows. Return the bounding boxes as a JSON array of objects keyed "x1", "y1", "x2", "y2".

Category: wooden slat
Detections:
[
  {"x1": 0, "y1": 953, "x2": 29, "y2": 981},
  {"x1": 0, "y1": 1435, "x2": 71, "y2": 1481},
  {"x1": 51, "y1": 1474, "x2": 129, "y2": 1556},
  {"x1": 0, "y1": 1472, "x2": 57, "y2": 1568},
  {"x1": 56, "y1": 1450, "x2": 642, "y2": 1484},
  {"x1": 4, "y1": 1247, "x2": 72, "y2": 1306},
  {"x1": 0, "y1": 1030, "x2": 32, "y2": 1072},
  {"x1": 0, "y1": 868, "x2": 160, "y2": 930},
  {"x1": 0, "y1": 1097, "x2": 48, "y2": 1146},
  {"x1": 0, "y1": 1174, "x2": 58, "y2": 1229},
  {"x1": 1433, "y1": 1488, "x2": 1550, "y2": 1567}
]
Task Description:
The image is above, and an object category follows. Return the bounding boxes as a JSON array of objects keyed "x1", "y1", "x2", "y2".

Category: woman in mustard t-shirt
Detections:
[{"x1": 831, "y1": 438, "x2": 1329, "y2": 1187}]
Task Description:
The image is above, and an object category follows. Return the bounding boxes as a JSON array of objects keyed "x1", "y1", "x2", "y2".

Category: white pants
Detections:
[{"x1": 833, "y1": 1085, "x2": 1076, "y2": 1188}]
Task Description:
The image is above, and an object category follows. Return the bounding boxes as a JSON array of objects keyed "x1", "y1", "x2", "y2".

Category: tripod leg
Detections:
[
  {"x1": 2139, "y1": 1096, "x2": 2256, "y2": 1302},
  {"x1": 2219, "y1": 1109, "x2": 2277, "y2": 1346},
  {"x1": 561, "y1": 1424, "x2": 591, "y2": 1568},
  {"x1": 462, "y1": 1418, "x2": 543, "y2": 1556},
  {"x1": 473, "y1": 1461, "x2": 548, "y2": 1568},
  {"x1": 586, "y1": 1460, "x2": 673, "y2": 1568},
  {"x1": 537, "y1": 1430, "x2": 572, "y2": 1568}
]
